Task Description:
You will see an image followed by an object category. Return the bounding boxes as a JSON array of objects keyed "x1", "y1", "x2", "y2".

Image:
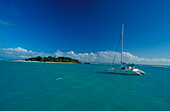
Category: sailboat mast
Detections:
[{"x1": 121, "y1": 24, "x2": 124, "y2": 68}]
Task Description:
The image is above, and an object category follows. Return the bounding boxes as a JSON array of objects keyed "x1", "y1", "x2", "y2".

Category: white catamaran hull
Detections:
[{"x1": 109, "y1": 68, "x2": 146, "y2": 75}]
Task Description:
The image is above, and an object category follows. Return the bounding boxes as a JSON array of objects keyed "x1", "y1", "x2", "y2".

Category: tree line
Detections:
[{"x1": 25, "y1": 56, "x2": 81, "y2": 63}]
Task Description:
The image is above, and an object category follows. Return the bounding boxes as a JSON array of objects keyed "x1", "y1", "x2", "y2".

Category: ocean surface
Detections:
[{"x1": 0, "y1": 60, "x2": 170, "y2": 111}]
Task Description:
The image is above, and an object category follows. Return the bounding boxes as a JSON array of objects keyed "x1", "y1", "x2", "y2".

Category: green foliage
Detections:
[
  {"x1": 43, "y1": 57, "x2": 49, "y2": 62},
  {"x1": 35, "y1": 56, "x2": 43, "y2": 61},
  {"x1": 25, "y1": 56, "x2": 81, "y2": 63}
]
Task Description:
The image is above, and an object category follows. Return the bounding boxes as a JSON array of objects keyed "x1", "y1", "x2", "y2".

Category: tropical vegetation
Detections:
[{"x1": 25, "y1": 56, "x2": 81, "y2": 63}]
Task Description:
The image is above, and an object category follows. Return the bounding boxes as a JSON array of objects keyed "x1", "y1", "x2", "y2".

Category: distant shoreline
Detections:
[
  {"x1": 14, "y1": 60, "x2": 76, "y2": 64},
  {"x1": 24, "y1": 56, "x2": 81, "y2": 64},
  {"x1": 1, "y1": 59, "x2": 169, "y2": 66}
]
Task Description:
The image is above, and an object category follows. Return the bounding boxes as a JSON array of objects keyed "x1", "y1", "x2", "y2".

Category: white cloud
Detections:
[
  {"x1": 54, "y1": 50, "x2": 170, "y2": 65},
  {"x1": 0, "y1": 47, "x2": 51, "y2": 59},
  {"x1": 54, "y1": 50, "x2": 64, "y2": 57},
  {"x1": 0, "y1": 47, "x2": 170, "y2": 65}
]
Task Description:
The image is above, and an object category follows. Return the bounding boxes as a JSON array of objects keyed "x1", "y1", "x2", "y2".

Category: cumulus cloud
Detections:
[
  {"x1": 0, "y1": 47, "x2": 51, "y2": 59},
  {"x1": 0, "y1": 47, "x2": 170, "y2": 65},
  {"x1": 54, "y1": 50, "x2": 170, "y2": 65}
]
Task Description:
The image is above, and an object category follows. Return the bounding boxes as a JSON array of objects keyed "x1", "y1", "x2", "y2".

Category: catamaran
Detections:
[{"x1": 109, "y1": 24, "x2": 146, "y2": 75}]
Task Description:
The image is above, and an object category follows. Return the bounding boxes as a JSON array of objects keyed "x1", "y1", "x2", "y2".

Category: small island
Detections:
[
  {"x1": 25, "y1": 56, "x2": 81, "y2": 63},
  {"x1": 84, "y1": 62, "x2": 91, "y2": 64}
]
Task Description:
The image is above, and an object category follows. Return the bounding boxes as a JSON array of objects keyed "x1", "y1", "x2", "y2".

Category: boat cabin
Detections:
[{"x1": 121, "y1": 66, "x2": 133, "y2": 70}]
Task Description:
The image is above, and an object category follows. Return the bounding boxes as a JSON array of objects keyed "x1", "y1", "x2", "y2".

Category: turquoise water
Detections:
[{"x1": 0, "y1": 60, "x2": 170, "y2": 111}]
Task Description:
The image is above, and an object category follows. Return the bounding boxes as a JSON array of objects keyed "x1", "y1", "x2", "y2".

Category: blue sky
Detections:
[{"x1": 0, "y1": 0, "x2": 170, "y2": 64}]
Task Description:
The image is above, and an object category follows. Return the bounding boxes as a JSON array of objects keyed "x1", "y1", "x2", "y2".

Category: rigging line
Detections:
[{"x1": 111, "y1": 34, "x2": 122, "y2": 68}]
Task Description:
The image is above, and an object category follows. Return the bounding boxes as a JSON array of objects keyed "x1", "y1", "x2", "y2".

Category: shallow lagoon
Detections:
[{"x1": 0, "y1": 60, "x2": 170, "y2": 111}]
